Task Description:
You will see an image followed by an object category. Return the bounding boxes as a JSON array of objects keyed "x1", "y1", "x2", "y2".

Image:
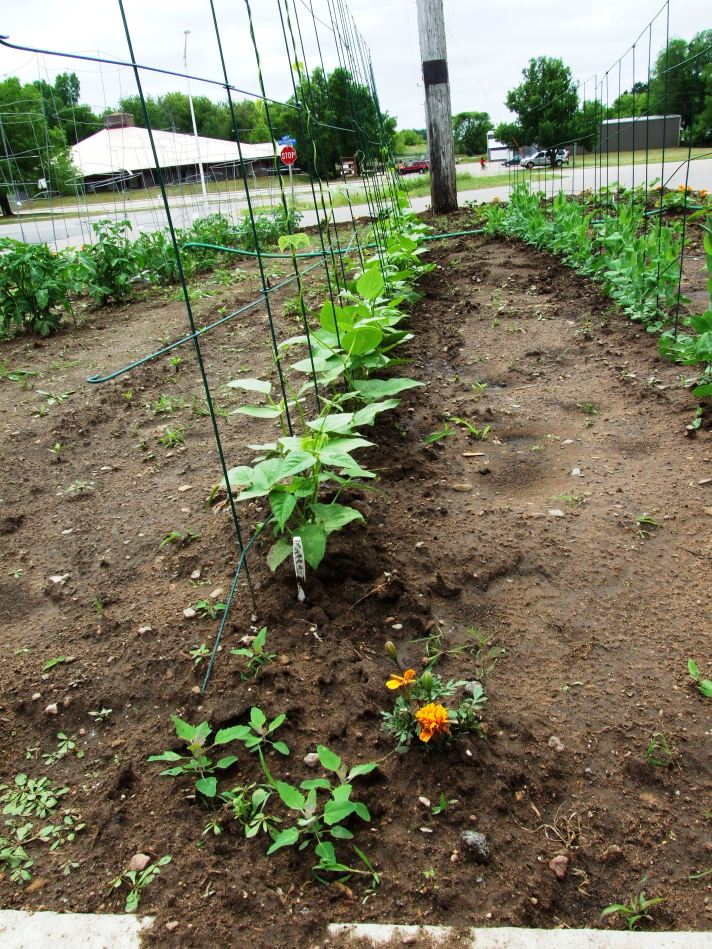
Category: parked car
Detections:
[
  {"x1": 503, "y1": 155, "x2": 522, "y2": 167},
  {"x1": 523, "y1": 149, "x2": 569, "y2": 169},
  {"x1": 397, "y1": 159, "x2": 430, "y2": 175}
]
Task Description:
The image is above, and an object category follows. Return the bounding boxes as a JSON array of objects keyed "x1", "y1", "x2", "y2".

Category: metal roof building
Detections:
[
  {"x1": 70, "y1": 115, "x2": 275, "y2": 191},
  {"x1": 597, "y1": 114, "x2": 681, "y2": 153}
]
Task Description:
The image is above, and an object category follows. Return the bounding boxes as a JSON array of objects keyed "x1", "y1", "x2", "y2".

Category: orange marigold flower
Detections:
[
  {"x1": 415, "y1": 702, "x2": 451, "y2": 743},
  {"x1": 700, "y1": 189, "x2": 708, "y2": 198},
  {"x1": 386, "y1": 668, "x2": 417, "y2": 690}
]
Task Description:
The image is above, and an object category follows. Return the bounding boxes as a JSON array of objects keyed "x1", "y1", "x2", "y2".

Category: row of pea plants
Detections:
[
  {"x1": 0, "y1": 207, "x2": 300, "y2": 339},
  {"x1": 220, "y1": 204, "x2": 433, "y2": 574},
  {"x1": 483, "y1": 185, "x2": 712, "y2": 410}
]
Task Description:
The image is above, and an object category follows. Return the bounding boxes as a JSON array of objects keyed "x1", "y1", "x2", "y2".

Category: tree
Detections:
[
  {"x1": 649, "y1": 31, "x2": 712, "y2": 143},
  {"x1": 496, "y1": 56, "x2": 579, "y2": 148},
  {"x1": 452, "y1": 111, "x2": 491, "y2": 155},
  {"x1": 0, "y1": 77, "x2": 75, "y2": 212}
]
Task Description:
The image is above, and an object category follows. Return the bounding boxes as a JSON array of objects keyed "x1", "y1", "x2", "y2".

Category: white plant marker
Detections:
[{"x1": 292, "y1": 536, "x2": 306, "y2": 602}]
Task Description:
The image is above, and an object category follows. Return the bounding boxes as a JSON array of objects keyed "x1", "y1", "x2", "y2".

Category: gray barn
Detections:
[{"x1": 597, "y1": 114, "x2": 681, "y2": 152}]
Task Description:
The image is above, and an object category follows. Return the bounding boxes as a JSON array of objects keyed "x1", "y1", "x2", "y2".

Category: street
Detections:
[{"x1": 1, "y1": 158, "x2": 710, "y2": 250}]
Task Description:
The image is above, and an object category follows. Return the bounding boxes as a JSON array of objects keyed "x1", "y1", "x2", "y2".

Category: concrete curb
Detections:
[
  {"x1": 327, "y1": 924, "x2": 712, "y2": 947},
  {"x1": 0, "y1": 910, "x2": 153, "y2": 948}
]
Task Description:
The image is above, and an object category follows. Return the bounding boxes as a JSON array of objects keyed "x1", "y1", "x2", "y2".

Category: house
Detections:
[{"x1": 70, "y1": 113, "x2": 275, "y2": 192}]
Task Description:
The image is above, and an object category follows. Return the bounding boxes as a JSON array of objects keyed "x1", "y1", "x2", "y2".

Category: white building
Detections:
[{"x1": 70, "y1": 114, "x2": 275, "y2": 192}]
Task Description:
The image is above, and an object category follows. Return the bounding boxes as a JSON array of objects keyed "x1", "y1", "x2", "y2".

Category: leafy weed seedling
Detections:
[
  {"x1": 688, "y1": 659, "x2": 712, "y2": 698},
  {"x1": 111, "y1": 855, "x2": 172, "y2": 912},
  {"x1": 601, "y1": 877, "x2": 665, "y2": 930},
  {"x1": 157, "y1": 427, "x2": 185, "y2": 448},
  {"x1": 447, "y1": 416, "x2": 491, "y2": 440},
  {"x1": 230, "y1": 627, "x2": 276, "y2": 678},
  {"x1": 148, "y1": 717, "x2": 241, "y2": 799},
  {"x1": 159, "y1": 528, "x2": 199, "y2": 550},
  {"x1": 644, "y1": 732, "x2": 673, "y2": 769},
  {"x1": 42, "y1": 733, "x2": 85, "y2": 766},
  {"x1": 192, "y1": 599, "x2": 227, "y2": 621}
]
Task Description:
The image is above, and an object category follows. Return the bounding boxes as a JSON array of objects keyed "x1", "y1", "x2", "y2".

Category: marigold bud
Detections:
[
  {"x1": 420, "y1": 670, "x2": 433, "y2": 691},
  {"x1": 384, "y1": 640, "x2": 398, "y2": 661}
]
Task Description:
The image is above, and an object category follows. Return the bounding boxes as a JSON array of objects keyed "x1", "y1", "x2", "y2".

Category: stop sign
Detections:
[{"x1": 280, "y1": 144, "x2": 297, "y2": 166}]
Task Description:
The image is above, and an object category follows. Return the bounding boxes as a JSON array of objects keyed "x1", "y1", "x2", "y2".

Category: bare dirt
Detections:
[{"x1": 0, "y1": 218, "x2": 711, "y2": 947}]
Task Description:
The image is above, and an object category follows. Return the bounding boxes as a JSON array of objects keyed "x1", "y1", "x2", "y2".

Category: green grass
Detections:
[{"x1": 568, "y1": 147, "x2": 709, "y2": 169}]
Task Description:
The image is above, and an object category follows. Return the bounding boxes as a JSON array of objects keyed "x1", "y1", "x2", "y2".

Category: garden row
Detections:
[
  {"x1": 0, "y1": 207, "x2": 301, "y2": 338},
  {"x1": 482, "y1": 184, "x2": 712, "y2": 425}
]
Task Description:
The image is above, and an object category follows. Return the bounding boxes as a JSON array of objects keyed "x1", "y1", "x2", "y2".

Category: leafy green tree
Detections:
[
  {"x1": 452, "y1": 111, "x2": 491, "y2": 155},
  {"x1": 395, "y1": 128, "x2": 425, "y2": 149},
  {"x1": 649, "y1": 31, "x2": 712, "y2": 143},
  {"x1": 496, "y1": 56, "x2": 578, "y2": 147},
  {"x1": 0, "y1": 77, "x2": 77, "y2": 213}
]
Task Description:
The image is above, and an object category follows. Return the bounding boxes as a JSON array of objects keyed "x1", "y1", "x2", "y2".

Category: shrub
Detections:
[
  {"x1": 79, "y1": 219, "x2": 140, "y2": 304},
  {"x1": 0, "y1": 238, "x2": 79, "y2": 337}
]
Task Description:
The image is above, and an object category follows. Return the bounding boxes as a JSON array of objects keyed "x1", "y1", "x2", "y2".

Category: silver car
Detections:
[{"x1": 523, "y1": 149, "x2": 569, "y2": 169}]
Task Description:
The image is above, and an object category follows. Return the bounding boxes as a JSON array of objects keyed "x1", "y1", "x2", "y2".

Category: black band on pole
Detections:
[{"x1": 422, "y1": 59, "x2": 448, "y2": 86}]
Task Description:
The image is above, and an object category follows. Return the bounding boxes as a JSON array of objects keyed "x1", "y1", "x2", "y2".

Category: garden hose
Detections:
[{"x1": 182, "y1": 228, "x2": 488, "y2": 261}]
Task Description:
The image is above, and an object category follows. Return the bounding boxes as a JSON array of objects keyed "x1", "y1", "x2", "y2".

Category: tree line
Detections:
[
  {"x1": 0, "y1": 65, "x2": 394, "y2": 209},
  {"x1": 398, "y1": 30, "x2": 712, "y2": 157}
]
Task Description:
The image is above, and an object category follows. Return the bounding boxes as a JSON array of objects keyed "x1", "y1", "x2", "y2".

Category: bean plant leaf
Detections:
[
  {"x1": 267, "y1": 539, "x2": 292, "y2": 572},
  {"x1": 269, "y1": 489, "x2": 297, "y2": 532},
  {"x1": 353, "y1": 399, "x2": 400, "y2": 426},
  {"x1": 293, "y1": 523, "x2": 327, "y2": 569},
  {"x1": 351, "y1": 378, "x2": 423, "y2": 402},
  {"x1": 342, "y1": 325, "x2": 382, "y2": 355},
  {"x1": 310, "y1": 502, "x2": 364, "y2": 535},
  {"x1": 250, "y1": 707, "x2": 267, "y2": 730},
  {"x1": 225, "y1": 378, "x2": 272, "y2": 395},
  {"x1": 319, "y1": 301, "x2": 356, "y2": 334},
  {"x1": 356, "y1": 267, "x2": 385, "y2": 301},
  {"x1": 231, "y1": 405, "x2": 282, "y2": 419}
]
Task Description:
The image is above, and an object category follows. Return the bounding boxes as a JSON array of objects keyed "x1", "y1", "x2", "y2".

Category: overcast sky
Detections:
[{"x1": 1, "y1": 1, "x2": 709, "y2": 131}]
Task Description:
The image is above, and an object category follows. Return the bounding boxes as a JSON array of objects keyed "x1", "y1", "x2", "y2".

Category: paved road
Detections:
[{"x1": 2, "y1": 158, "x2": 710, "y2": 250}]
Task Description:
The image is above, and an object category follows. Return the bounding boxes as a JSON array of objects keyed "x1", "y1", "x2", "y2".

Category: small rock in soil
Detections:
[
  {"x1": 183, "y1": 608, "x2": 196, "y2": 619},
  {"x1": 49, "y1": 574, "x2": 70, "y2": 585},
  {"x1": 599, "y1": 844, "x2": 624, "y2": 862},
  {"x1": 420, "y1": 827, "x2": 434, "y2": 834},
  {"x1": 165, "y1": 921, "x2": 180, "y2": 932},
  {"x1": 418, "y1": 796, "x2": 431, "y2": 808},
  {"x1": 704, "y1": 507, "x2": 712, "y2": 517},
  {"x1": 303, "y1": 753, "x2": 320, "y2": 768},
  {"x1": 138, "y1": 625, "x2": 152, "y2": 634},
  {"x1": 209, "y1": 587, "x2": 224, "y2": 600},
  {"x1": 45, "y1": 703, "x2": 58, "y2": 715},
  {"x1": 428, "y1": 572, "x2": 462, "y2": 598},
  {"x1": 31, "y1": 692, "x2": 41, "y2": 701},
  {"x1": 452, "y1": 482, "x2": 473, "y2": 492},
  {"x1": 190, "y1": 569, "x2": 201, "y2": 580},
  {"x1": 548, "y1": 509, "x2": 565, "y2": 518},
  {"x1": 571, "y1": 467, "x2": 582, "y2": 477},
  {"x1": 460, "y1": 830, "x2": 491, "y2": 864},
  {"x1": 548, "y1": 855, "x2": 569, "y2": 880},
  {"x1": 548, "y1": 735, "x2": 565, "y2": 752},
  {"x1": 128, "y1": 853, "x2": 151, "y2": 872}
]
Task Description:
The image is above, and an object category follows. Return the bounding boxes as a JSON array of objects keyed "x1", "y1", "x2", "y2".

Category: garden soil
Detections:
[{"x1": 0, "y1": 216, "x2": 710, "y2": 948}]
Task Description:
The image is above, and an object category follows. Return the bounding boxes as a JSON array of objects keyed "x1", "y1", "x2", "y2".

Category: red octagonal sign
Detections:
[{"x1": 280, "y1": 145, "x2": 297, "y2": 166}]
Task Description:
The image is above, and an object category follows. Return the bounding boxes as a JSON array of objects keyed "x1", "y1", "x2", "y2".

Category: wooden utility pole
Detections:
[{"x1": 416, "y1": 0, "x2": 457, "y2": 213}]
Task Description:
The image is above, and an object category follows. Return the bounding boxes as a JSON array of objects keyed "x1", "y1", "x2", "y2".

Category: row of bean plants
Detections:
[
  {"x1": 222, "y1": 205, "x2": 433, "y2": 574},
  {"x1": 0, "y1": 208, "x2": 300, "y2": 338},
  {"x1": 483, "y1": 185, "x2": 712, "y2": 407}
]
